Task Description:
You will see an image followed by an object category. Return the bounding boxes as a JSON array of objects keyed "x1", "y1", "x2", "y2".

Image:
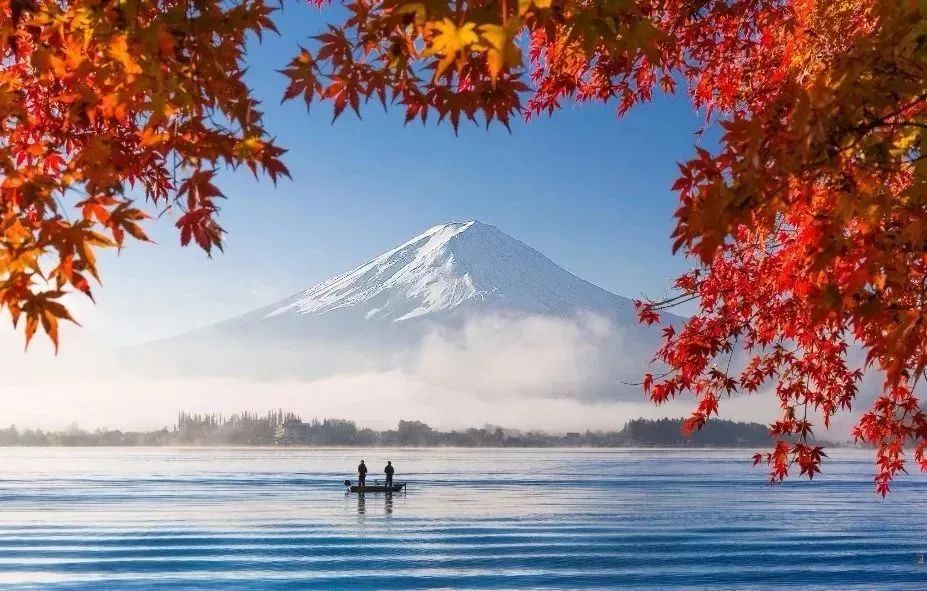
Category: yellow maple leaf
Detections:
[
  {"x1": 139, "y1": 128, "x2": 169, "y2": 148},
  {"x1": 518, "y1": 0, "x2": 551, "y2": 15},
  {"x1": 423, "y1": 19, "x2": 479, "y2": 78},
  {"x1": 396, "y1": 3, "x2": 427, "y2": 25},
  {"x1": 477, "y1": 21, "x2": 523, "y2": 82},
  {"x1": 108, "y1": 35, "x2": 142, "y2": 77}
]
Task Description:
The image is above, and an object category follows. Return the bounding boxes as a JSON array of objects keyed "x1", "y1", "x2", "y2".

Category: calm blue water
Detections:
[{"x1": 0, "y1": 447, "x2": 925, "y2": 590}]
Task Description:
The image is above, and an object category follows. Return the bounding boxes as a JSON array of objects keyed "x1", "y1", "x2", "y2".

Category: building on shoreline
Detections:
[{"x1": 274, "y1": 418, "x2": 312, "y2": 445}]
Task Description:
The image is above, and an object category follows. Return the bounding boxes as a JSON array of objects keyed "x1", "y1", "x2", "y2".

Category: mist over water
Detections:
[
  {"x1": 2, "y1": 308, "x2": 797, "y2": 433},
  {"x1": 1, "y1": 447, "x2": 925, "y2": 589}
]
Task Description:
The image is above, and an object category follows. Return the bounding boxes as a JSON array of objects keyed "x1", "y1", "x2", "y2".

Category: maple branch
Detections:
[{"x1": 648, "y1": 292, "x2": 698, "y2": 310}]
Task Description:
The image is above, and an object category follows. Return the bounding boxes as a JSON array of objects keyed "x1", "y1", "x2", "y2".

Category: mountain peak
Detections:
[
  {"x1": 425, "y1": 220, "x2": 478, "y2": 232},
  {"x1": 413, "y1": 220, "x2": 501, "y2": 245},
  {"x1": 265, "y1": 220, "x2": 631, "y2": 323}
]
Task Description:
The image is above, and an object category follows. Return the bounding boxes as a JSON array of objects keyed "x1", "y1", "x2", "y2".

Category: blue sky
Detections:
[{"x1": 49, "y1": 5, "x2": 709, "y2": 347}]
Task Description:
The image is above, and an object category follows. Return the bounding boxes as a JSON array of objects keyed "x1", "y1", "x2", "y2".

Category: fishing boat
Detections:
[{"x1": 343, "y1": 479, "x2": 406, "y2": 493}]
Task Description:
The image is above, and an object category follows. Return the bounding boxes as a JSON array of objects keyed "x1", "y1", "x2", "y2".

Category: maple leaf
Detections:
[
  {"x1": 517, "y1": 0, "x2": 550, "y2": 16},
  {"x1": 108, "y1": 35, "x2": 142, "y2": 77},
  {"x1": 423, "y1": 19, "x2": 480, "y2": 79},
  {"x1": 280, "y1": 49, "x2": 322, "y2": 108},
  {"x1": 477, "y1": 21, "x2": 523, "y2": 83}
]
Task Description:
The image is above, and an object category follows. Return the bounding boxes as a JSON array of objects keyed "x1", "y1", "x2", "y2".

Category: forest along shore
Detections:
[{"x1": 0, "y1": 414, "x2": 842, "y2": 448}]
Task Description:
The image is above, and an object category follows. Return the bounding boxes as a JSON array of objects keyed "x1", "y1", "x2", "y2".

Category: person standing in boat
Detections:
[
  {"x1": 384, "y1": 461, "x2": 395, "y2": 487},
  {"x1": 358, "y1": 460, "x2": 368, "y2": 488}
]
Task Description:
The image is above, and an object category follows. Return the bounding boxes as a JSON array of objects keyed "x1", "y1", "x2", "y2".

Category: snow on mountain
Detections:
[{"x1": 262, "y1": 220, "x2": 635, "y2": 325}]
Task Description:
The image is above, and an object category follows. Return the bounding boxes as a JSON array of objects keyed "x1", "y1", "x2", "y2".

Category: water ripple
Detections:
[{"x1": 0, "y1": 447, "x2": 925, "y2": 589}]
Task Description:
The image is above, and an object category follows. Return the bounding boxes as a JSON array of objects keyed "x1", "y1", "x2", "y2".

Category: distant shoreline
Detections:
[
  {"x1": 0, "y1": 443, "x2": 844, "y2": 449},
  {"x1": 0, "y1": 414, "x2": 843, "y2": 448}
]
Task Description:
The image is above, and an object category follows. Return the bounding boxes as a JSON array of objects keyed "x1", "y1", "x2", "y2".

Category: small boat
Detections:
[{"x1": 343, "y1": 479, "x2": 406, "y2": 493}]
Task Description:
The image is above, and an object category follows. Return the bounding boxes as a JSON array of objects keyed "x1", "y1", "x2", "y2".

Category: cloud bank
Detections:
[{"x1": 0, "y1": 311, "x2": 787, "y2": 432}]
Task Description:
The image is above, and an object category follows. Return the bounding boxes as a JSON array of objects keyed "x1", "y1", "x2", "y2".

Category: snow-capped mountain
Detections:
[
  {"x1": 144, "y1": 221, "x2": 669, "y2": 397},
  {"x1": 263, "y1": 220, "x2": 636, "y2": 325}
]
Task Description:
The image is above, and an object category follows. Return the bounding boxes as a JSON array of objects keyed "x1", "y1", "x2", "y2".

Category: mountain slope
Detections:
[{"x1": 263, "y1": 220, "x2": 636, "y2": 324}]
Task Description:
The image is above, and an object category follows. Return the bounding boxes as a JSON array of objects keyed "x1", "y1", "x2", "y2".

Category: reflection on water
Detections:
[
  {"x1": 354, "y1": 491, "x2": 397, "y2": 518},
  {"x1": 0, "y1": 447, "x2": 925, "y2": 589}
]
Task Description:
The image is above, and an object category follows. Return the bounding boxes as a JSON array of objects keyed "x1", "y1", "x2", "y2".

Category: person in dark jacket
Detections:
[
  {"x1": 384, "y1": 461, "x2": 395, "y2": 487},
  {"x1": 358, "y1": 460, "x2": 368, "y2": 487}
]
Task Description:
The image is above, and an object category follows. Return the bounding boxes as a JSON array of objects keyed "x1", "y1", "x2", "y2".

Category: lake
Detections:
[{"x1": 0, "y1": 447, "x2": 925, "y2": 589}]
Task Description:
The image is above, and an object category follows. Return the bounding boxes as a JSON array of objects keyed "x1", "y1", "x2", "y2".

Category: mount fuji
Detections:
[
  {"x1": 145, "y1": 221, "x2": 672, "y2": 398},
  {"x1": 267, "y1": 220, "x2": 635, "y2": 322}
]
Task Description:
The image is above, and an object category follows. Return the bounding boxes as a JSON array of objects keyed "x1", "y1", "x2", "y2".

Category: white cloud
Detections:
[
  {"x1": 0, "y1": 311, "x2": 819, "y2": 434},
  {"x1": 410, "y1": 312, "x2": 635, "y2": 399}
]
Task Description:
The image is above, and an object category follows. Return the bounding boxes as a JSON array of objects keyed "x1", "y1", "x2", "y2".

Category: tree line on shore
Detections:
[{"x1": 0, "y1": 412, "x2": 841, "y2": 448}]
